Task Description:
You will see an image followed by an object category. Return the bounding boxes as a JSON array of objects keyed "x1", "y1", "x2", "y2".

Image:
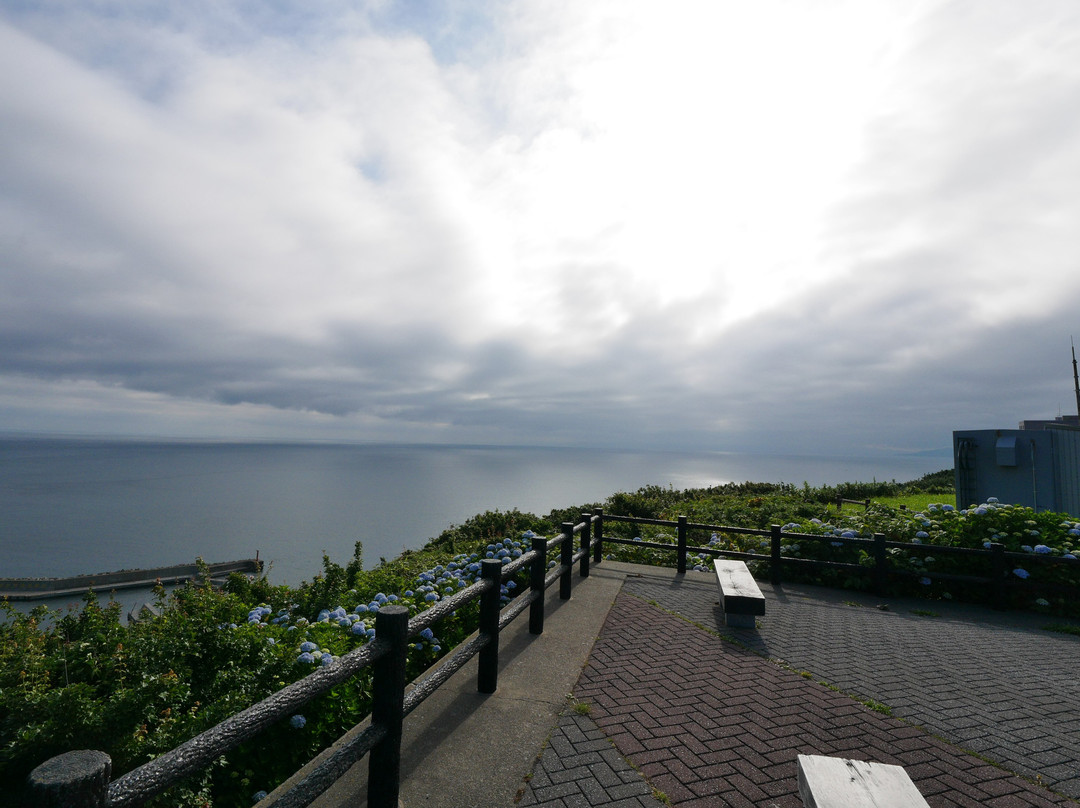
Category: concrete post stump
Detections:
[{"x1": 28, "y1": 750, "x2": 111, "y2": 807}]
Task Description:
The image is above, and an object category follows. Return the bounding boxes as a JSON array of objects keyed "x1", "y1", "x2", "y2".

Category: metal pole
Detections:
[{"x1": 1072, "y1": 338, "x2": 1080, "y2": 420}]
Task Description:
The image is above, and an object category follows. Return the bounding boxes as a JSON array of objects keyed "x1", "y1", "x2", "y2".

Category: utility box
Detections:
[{"x1": 954, "y1": 425, "x2": 1080, "y2": 515}]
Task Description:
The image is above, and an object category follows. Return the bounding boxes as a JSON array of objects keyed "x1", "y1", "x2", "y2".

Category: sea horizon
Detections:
[{"x1": 1, "y1": 437, "x2": 951, "y2": 589}]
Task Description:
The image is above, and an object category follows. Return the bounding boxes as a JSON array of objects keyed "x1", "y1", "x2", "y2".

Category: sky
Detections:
[{"x1": 2, "y1": 0, "x2": 1079, "y2": 457}]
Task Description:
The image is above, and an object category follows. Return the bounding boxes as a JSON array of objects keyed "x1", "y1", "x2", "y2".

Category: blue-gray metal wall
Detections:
[{"x1": 953, "y1": 427, "x2": 1080, "y2": 515}]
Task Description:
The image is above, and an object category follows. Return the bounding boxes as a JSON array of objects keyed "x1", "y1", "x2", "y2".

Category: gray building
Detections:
[{"x1": 953, "y1": 422, "x2": 1080, "y2": 515}]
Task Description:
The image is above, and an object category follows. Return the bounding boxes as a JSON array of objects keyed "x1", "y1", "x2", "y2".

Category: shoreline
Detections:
[{"x1": 0, "y1": 558, "x2": 261, "y2": 601}]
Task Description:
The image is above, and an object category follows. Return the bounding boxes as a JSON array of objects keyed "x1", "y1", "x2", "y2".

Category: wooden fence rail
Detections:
[
  {"x1": 594, "y1": 510, "x2": 1079, "y2": 604},
  {"x1": 27, "y1": 518, "x2": 597, "y2": 808}
]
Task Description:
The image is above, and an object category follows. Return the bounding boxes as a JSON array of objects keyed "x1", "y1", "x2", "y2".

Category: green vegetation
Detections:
[
  {"x1": 3, "y1": 468, "x2": 1078, "y2": 807},
  {"x1": 1044, "y1": 623, "x2": 1080, "y2": 638}
]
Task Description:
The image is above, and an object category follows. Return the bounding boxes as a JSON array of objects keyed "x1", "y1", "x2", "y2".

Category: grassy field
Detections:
[{"x1": 853, "y1": 493, "x2": 957, "y2": 512}]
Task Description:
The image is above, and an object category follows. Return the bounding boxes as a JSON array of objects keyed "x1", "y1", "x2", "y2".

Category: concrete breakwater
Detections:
[{"x1": 0, "y1": 559, "x2": 262, "y2": 600}]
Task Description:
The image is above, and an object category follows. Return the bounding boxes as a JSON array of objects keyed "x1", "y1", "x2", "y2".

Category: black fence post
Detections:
[
  {"x1": 991, "y1": 542, "x2": 1008, "y2": 609},
  {"x1": 592, "y1": 508, "x2": 603, "y2": 564},
  {"x1": 580, "y1": 513, "x2": 592, "y2": 578},
  {"x1": 873, "y1": 533, "x2": 887, "y2": 595},
  {"x1": 770, "y1": 524, "x2": 782, "y2": 585},
  {"x1": 677, "y1": 515, "x2": 688, "y2": 575},
  {"x1": 27, "y1": 750, "x2": 111, "y2": 808},
  {"x1": 530, "y1": 536, "x2": 547, "y2": 635},
  {"x1": 560, "y1": 522, "x2": 574, "y2": 600},
  {"x1": 368, "y1": 604, "x2": 409, "y2": 808},
  {"x1": 478, "y1": 559, "x2": 502, "y2": 693}
]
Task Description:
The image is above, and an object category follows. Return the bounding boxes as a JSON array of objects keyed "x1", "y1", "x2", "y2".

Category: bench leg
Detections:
[{"x1": 724, "y1": 613, "x2": 756, "y2": 628}]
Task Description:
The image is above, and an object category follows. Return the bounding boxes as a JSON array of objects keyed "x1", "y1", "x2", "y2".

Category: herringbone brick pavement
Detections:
[
  {"x1": 622, "y1": 572, "x2": 1080, "y2": 799},
  {"x1": 517, "y1": 711, "x2": 667, "y2": 808},
  {"x1": 570, "y1": 592, "x2": 1073, "y2": 808}
]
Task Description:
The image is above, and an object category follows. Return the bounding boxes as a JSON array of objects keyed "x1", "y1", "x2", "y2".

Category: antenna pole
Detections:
[{"x1": 1073, "y1": 337, "x2": 1080, "y2": 420}]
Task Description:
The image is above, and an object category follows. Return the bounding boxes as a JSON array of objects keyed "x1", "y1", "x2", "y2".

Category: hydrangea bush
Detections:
[
  {"x1": 602, "y1": 489, "x2": 1080, "y2": 614},
  {"x1": 0, "y1": 509, "x2": 546, "y2": 807}
]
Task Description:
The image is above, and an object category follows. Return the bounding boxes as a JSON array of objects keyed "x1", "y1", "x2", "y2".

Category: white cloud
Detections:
[{"x1": 1, "y1": 1, "x2": 1080, "y2": 455}]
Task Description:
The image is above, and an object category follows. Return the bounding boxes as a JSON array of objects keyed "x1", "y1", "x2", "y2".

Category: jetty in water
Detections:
[{"x1": 0, "y1": 558, "x2": 262, "y2": 601}]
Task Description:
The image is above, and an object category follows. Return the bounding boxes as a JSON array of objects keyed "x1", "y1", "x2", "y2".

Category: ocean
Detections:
[{"x1": 0, "y1": 438, "x2": 947, "y2": 589}]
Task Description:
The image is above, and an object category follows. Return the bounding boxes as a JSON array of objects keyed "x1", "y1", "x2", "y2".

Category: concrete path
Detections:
[{"x1": 282, "y1": 561, "x2": 1080, "y2": 807}]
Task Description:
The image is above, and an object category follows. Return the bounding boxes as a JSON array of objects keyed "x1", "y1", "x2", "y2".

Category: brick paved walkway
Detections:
[
  {"x1": 622, "y1": 572, "x2": 1080, "y2": 799},
  {"x1": 517, "y1": 711, "x2": 666, "y2": 808},
  {"x1": 519, "y1": 566, "x2": 1079, "y2": 808}
]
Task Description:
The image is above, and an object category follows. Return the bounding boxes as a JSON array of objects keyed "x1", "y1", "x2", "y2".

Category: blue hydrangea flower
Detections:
[
  {"x1": 297, "y1": 652, "x2": 315, "y2": 664},
  {"x1": 919, "y1": 577, "x2": 931, "y2": 586},
  {"x1": 290, "y1": 714, "x2": 306, "y2": 729},
  {"x1": 300, "y1": 641, "x2": 318, "y2": 653},
  {"x1": 351, "y1": 622, "x2": 367, "y2": 636},
  {"x1": 1013, "y1": 568, "x2": 1030, "y2": 579},
  {"x1": 252, "y1": 790, "x2": 268, "y2": 802},
  {"x1": 420, "y1": 628, "x2": 435, "y2": 640},
  {"x1": 425, "y1": 592, "x2": 438, "y2": 602},
  {"x1": 1034, "y1": 545, "x2": 1052, "y2": 554},
  {"x1": 915, "y1": 531, "x2": 929, "y2": 539},
  {"x1": 320, "y1": 653, "x2": 334, "y2": 666}
]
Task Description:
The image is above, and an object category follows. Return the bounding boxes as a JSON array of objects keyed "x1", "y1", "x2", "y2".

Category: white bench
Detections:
[
  {"x1": 797, "y1": 754, "x2": 930, "y2": 808},
  {"x1": 713, "y1": 559, "x2": 765, "y2": 628}
]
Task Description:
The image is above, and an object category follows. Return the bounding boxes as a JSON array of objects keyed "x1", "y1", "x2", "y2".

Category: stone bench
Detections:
[
  {"x1": 713, "y1": 559, "x2": 765, "y2": 628},
  {"x1": 797, "y1": 754, "x2": 930, "y2": 807}
]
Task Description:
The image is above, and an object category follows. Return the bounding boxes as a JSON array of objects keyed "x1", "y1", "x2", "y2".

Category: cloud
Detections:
[{"x1": 1, "y1": 1, "x2": 1080, "y2": 456}]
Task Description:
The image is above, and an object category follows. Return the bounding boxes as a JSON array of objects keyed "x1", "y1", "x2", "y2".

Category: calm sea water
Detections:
[{"x1": 0, "y1": 439, "x2": 946, "y2": 587}]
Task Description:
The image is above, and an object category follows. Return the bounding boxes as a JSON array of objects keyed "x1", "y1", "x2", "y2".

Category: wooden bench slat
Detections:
[
  {"x1": 797, "y1": 754, "x2": 930, "y2": 808},
  {"x1": 713, "y1": 559, "x2": 765, "y2": 628}
]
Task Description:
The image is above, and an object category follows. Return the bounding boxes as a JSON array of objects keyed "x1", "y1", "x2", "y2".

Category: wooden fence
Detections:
[
  {"x1": 27, "y1": 515, "x2": 602, "y2": 808},
  {"x1": 593, "y1": 509, "x2": 1078, "y2": 604},
  {"x1": 27, "y1": 508, "x2": 1076, "y2": 806}
]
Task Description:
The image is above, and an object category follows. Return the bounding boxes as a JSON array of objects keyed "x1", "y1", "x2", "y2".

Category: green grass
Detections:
[{"x1": 875, "y1": 493, "x2": 956, "y2": 511}]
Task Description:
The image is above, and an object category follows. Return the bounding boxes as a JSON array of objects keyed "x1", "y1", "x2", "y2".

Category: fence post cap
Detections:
[
  {"x1": 29, "y1": 750, "x2": 111, "y2": 784},
  {"x1": 29, "y1": 750, "x2": 111, "y2": 807}
]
